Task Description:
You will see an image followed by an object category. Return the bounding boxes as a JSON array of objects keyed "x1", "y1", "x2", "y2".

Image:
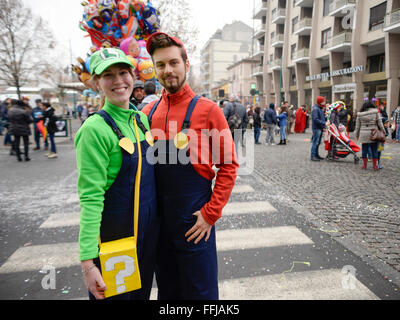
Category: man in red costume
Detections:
[{"x1": 142, "y1": 32, "x2": 238, "y2": 300}]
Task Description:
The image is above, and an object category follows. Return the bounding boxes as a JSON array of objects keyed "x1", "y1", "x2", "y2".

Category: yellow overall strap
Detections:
[{"x1": 98, "y1": 116, "x2": 143, "y2": 247}]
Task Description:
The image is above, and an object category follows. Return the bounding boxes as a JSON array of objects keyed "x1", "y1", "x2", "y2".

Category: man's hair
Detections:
[
  {"x1": 148, "y1": 34, "x2": 188, "y2": 63},
  {"x1": 144, "y1": 81, "x2": 156, "y2": 95}
]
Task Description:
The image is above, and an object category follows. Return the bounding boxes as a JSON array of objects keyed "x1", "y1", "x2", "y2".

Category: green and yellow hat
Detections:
[{"x1": 89, "y1": 48, "x2": 134, "y2": 76}]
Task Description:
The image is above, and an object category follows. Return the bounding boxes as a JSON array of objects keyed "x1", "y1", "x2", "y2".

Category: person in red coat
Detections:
[{"x1": 295, "y1": 105, "x2": 307, "y2": 133}]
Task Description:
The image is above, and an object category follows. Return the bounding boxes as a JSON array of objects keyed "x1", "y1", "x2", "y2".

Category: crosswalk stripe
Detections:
[
  {"x1": 223, "y1": 201, "x2": 277, "y2": 215},
  {"x1": 0, "y1": 242, "x2": 79, "y2": 274},
  {"x1": 39, "y1": 212, "x2": 80, "y2": 229},
  {"x1": 231, "y1": 184, "x2": 255, "y2": 194},
  {"x1": 219, "y1": 269, "x2": 379, "y2": 300},
  {"x1": 216, "y1": 226, "x2": 313, "y2": 251}
]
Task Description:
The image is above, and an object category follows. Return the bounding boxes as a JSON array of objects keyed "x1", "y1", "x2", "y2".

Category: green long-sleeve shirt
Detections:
[{"x1": 74, "y1": 100, "x2": 150, "y2": 261}]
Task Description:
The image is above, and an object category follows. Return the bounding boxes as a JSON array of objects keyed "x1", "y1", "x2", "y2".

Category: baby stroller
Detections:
[{"x1": 325, "y1": 123, "x2": 360, "y2": 164}]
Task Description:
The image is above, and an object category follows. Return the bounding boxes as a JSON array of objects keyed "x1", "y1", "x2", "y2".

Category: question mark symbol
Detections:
[{"x1": 105, "y1": 255, "x2": 135, "y2": 294}]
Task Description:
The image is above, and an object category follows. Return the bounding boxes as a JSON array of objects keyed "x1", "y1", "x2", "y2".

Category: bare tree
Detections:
[
  {"x1": 0, "y1": 0, "x2": 55, "y2": 98},
  {"x1": 152, "y1": 0, "x2": 199, "y2": 59}
]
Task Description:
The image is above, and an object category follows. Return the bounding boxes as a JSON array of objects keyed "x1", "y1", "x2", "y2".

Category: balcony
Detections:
[
  {"x1": 269, "y1": 59, "x2": 282, "y2": 71},
  {"x1": 271, "y1": 8, "x2": 286, "y2": 24},
  {"x1": 270, "y1": 34, "x2": 284, "y2": 47},
  {"x1": 383, "y1": 9, "x2": 400, "y2": 33},
  {"x1": 253, "y1": 24, "x2": 266, "y2": 39},
  {"x1": 294, "y1": 0, "x2": 314, "y2": 7},
  {"x1": 292, "y1": 48, "x2": 310, "y2": 63},
  {"x1": 252, "y1": 45, "x2": 265, "y2": 59},
  {"x1": 293, "y1": 18, "x2": 312, "y2": 36},
  {"x1": 254, "y1": 1, "x2": 267, "y2": 19},
  {"x1": 329, "y1": 0, "x2": 356, "y2": 17},
  {"x1": 326, "y1": 31, "x2": 352, "y2": 52},
  {"x1": 251, "y1": 65, "x2": 264, "y2": 77}
]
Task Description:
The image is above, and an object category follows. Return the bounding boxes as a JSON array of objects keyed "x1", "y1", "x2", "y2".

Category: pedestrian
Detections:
[
  {"x1": 75, "y1": 47, "x2": 159, "y2": 300},
  {"x1": 224, "y1": 95, "x2": 249, "y2": 156},
  {"x1": 392, "y1": 105, "x2": 400, "y2": 142},
  {"x1": 311, "y1": 96, "x2": 327, "y2": 161},
  {"x1": 263, "y1": 103, "x2": 277, "y2": 145},
  {"x1": 253, "y1": 106, "x2": 262, "y2": 144},
  {"x1": 377, "y1": 118, "x2": 390, "y2": 169},
  {"x1": 8, "y1": 99, "x2": 33, "y2": 162},
  {"x1": 277, "y1": 106, "x2": 288, "y2": 145},
  {"x1": 130, "y1": 80, "x2": 145, "y2": 108},
  {"x1": 32, "y1": 99, "x2": 49, "y2": 151},
  {"x1": 81, "y1": 104, "x2": 89, "y2": 124},
  {"x1": 294, "y1": 105, "x2": 307, "y2": 133},
  {"x1": 1, "y1": 98, "x2": 13, "y2": 147},
  {"x1": 41, "y1": 102, "x2": 58, "y2": 159},
  {"x1": 137, "y1": 80, "x2": 159, "y2": 110},
  {"x1": 355, "y1": 101, "x2": 385, "y2": 170},
  {"x1": 142, "y1": 32, "x2": 238, "y2": 300},
  {"x1": 287, "y1": 104, "x2": 295, "y2": 135}
]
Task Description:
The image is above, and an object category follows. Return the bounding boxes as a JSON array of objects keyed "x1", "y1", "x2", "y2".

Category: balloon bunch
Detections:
[
  {"x1": 80, "y1": 0, "x2": 161, "y2": 48},
  {"x1": 74, "y1": 0, "x2": 160, "y2": 89}
]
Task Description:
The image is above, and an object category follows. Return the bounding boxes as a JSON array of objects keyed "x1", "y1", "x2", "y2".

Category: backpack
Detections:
[{"x1": 227, "y1": 102, "x2": 242, "y2": 132}]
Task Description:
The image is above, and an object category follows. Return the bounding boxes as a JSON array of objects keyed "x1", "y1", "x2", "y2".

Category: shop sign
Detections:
[
  {"x1": 307, "y1": 65, "x2": 364, "y2": 82},
  {"x1": 333, "y1": 83, "x2": 356, "y2": 93}
]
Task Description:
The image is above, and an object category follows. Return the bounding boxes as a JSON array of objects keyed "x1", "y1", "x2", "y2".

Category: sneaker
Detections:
[{"x1": 47, "y1": 152, "x2": 58, "y2": 159}]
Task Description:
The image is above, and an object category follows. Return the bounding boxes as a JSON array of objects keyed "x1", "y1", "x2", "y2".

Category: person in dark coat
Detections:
[
  {"x1": 310, "y1": 96, "x2": 327, "y2": 161},
  {"x1": 41, "y1": 102, "x2": 58, "y2": 158},
  {"x1": 253, "y1": 107, "x2": 262, "y2": 144},
  {"x1": 8, "y1": 99, "x2": 33, "y2": 162}
]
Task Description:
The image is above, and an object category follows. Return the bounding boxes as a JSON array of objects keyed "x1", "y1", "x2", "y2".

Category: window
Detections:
[
  {"x1": 321, "y1": 28, "x2": 331, "y2": 48},
  {"x1": 366, "y1": 54, "x2": 386, "y2": 73},
  {"x1": 291, "y1": 44, "x2": 297, "y2": 60},
  {"x1": 369, "y1": 2, "x2": 387, "y2": 31},
  {"x1": 323, "y1": 0, "x2": 333, "y2": 16},
  {"x1": 292, "y1": 16, "x2": 299, "y2": 34}
]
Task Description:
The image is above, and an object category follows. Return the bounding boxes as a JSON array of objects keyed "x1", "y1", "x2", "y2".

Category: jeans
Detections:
[
  {"x1": 34, "y1": 123, "x2": 48, "y2": 149},
  {"x1": 254, "y1": 127, "x2": 261, "y2": 143},
  {"x1": 311, "y1": 129, "x2": 323, "y2": 158},
  {"x1": 362, "y1": 143, "x2": 378, "y2": 159},
  {"x1": 265, "y1": 124, "x2": 275, "y2": 144},
  {"x1": 396, "y1": 125, "x2": 400, "y2": 141},
  {"x1": 49, "y1": 133, "x2": 56, "y2": 153},
  {"x1": 280, "y1": 125, "x2": 287, "y2": 141}
]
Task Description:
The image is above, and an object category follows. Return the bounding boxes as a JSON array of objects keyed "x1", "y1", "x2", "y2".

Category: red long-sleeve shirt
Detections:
[{"x1": 142, "y1": 84, "x2": 238, "y2": 225}]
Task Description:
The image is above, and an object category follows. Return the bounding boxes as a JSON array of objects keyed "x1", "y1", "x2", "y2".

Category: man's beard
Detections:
[{"x1": 162, "y1": 73, "x2": 186, "y2": 94}]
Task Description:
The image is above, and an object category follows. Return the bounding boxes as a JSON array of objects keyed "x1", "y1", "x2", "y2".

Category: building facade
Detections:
[
  {"x1": 201, "y1": 21, "x2": 254, "y2": 97},
  {"x1": 253, "y1": 0, "x2": 400, "y2": 115}
]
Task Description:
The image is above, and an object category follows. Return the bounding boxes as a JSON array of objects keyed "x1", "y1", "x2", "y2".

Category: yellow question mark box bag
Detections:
[{"x1": 99, "y1": 118, "x2": 143, "y2": 298}]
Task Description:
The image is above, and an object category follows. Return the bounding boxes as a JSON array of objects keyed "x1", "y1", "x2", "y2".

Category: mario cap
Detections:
[
  {"x1": 89, "y1": 48, "x2": 134, "y2": 76},
  {"x1": 146, "y1": 32, "x2": 187, "y2": 58}
]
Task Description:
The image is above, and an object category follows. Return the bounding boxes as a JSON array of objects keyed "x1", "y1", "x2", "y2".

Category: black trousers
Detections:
[{"x1": 13, "y1": 135, "x2": 29, "y2": 160}]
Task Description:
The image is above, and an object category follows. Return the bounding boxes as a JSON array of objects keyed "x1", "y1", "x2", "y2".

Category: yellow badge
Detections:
[
  {"x1": 145, "y1": 131, "x2": 154, "y2": 147},
  {"x1": 119, "y1": 137, "x2": 135, "y2": 154},
  {"x1": 174, "y1": 132, "x2": 189, "y2": 150}
]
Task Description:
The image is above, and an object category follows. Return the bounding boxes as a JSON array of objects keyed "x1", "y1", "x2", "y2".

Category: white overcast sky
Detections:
[{"x1": 21, "y1": 0, "x2": 255, "y2": 66}]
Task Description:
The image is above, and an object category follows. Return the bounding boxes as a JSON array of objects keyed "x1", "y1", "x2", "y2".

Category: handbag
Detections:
[
  {"x1": 99, "y1": 117, "x2": 143, "y2": 298},
  {"x1": 370, "y1": 128, "x2": 385, "y2": 142}
]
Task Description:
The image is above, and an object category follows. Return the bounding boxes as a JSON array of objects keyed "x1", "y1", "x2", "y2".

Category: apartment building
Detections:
[
  {"x1": 200, "y1": 21, "x2": 253, "y2": 97},
  {"x1": 253, "y1": 0, "x2": 400, "y2": 115}
]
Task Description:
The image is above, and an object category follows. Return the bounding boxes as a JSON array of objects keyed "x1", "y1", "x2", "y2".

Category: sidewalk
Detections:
[{"x1": 252, "y1": 130, "x2": 400, "y2": 276}]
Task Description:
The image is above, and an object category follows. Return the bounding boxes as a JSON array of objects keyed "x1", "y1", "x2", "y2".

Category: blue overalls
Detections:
[
  {"x1": 90, "y1": 110, "x2": 160, "y2": 300},
  {"x1": 149, "y1": 96, "x2": 219, "y2": 300}
]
